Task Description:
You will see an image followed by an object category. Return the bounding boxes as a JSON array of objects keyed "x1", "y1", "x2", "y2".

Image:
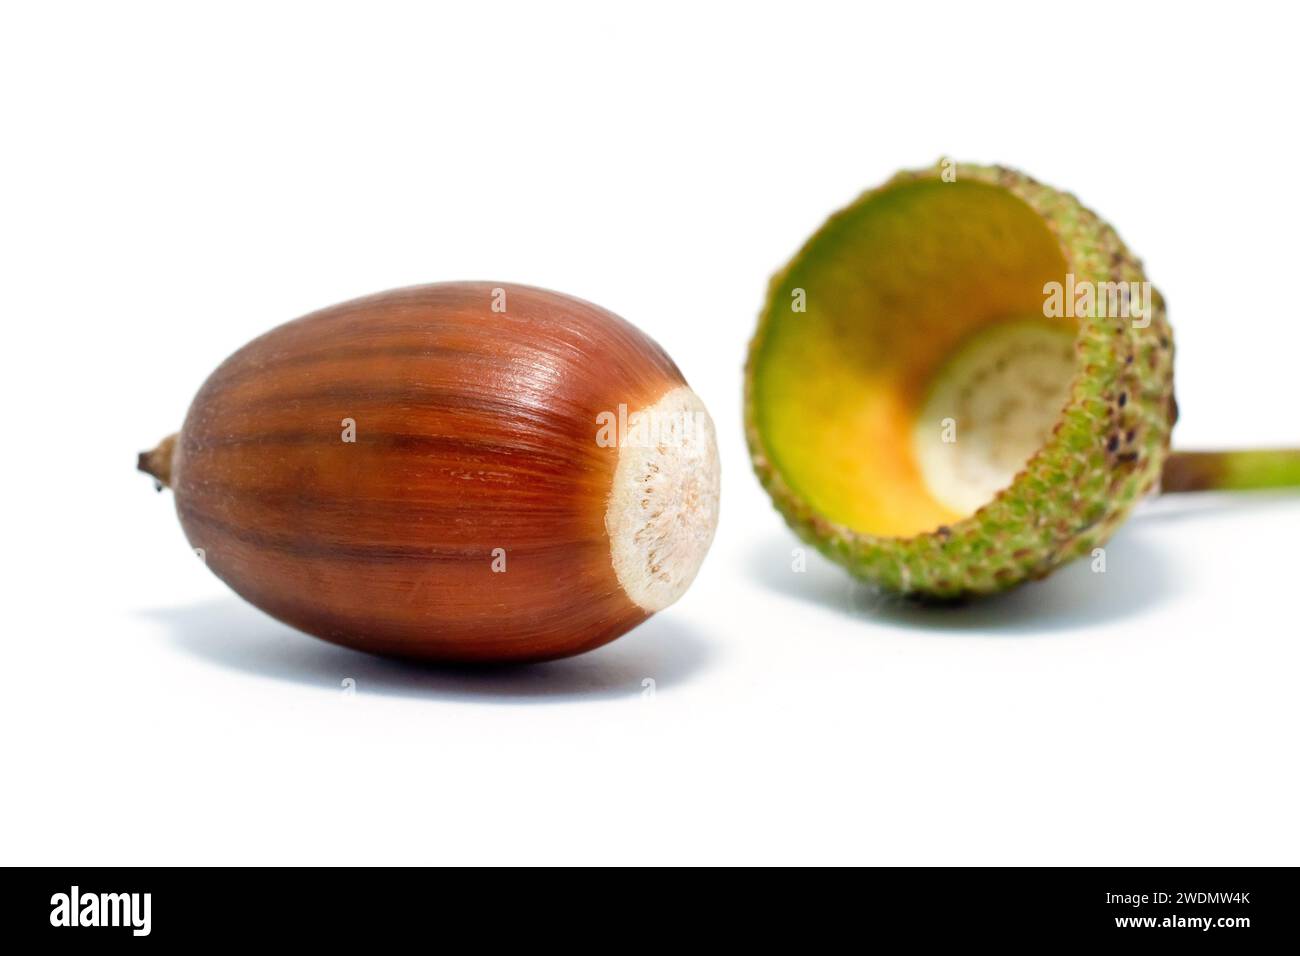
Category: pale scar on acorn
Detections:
[
  {"x1": 139, "y1": 283, "x2": 720, "y2": 663},
  {"x1": 744, "y1": 161, "x2": 1300, "y2": 600}
]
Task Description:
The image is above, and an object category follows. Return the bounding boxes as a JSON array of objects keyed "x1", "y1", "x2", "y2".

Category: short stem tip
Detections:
[
  {"x1": 1161, "y1": 448, "x2": 1300, "y2": 494},
  {"x1": 138, "y1": 433, "x2": 178, "y2": 490}
]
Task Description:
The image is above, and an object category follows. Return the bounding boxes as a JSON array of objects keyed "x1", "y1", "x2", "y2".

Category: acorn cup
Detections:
[
  {"x1": 744, "y1": 161, "x2": 1300, "y2": 600},
  {"x1": 140, "y1": 283, "x2": 720, "y2": 662}
]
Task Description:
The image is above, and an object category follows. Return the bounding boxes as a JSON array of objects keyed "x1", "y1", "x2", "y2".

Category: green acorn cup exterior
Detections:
[{"x1": 744, "y1": 162, "x2": 1176, "y2": 599}]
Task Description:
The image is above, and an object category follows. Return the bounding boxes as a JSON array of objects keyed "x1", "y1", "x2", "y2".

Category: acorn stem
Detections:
[
  {"x1": 1162, "y1": 449, "x2": 1300, "y2": 493},
  {"x1": 138, "y1": 433, "x2": 179, "y2": 489}
]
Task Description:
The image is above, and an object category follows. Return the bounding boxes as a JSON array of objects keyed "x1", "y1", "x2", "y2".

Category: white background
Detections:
[{"x1": 3, "y1": 2, "x2": 1298, "y2": 865}]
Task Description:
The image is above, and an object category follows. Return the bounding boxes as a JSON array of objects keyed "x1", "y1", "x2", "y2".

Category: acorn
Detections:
[
  {"x1": 140, "y1": 282, "x2": 720, "y2": 662},
  {"x1": 745, "y1": 161, "x2": 1300, "y2": 599}
]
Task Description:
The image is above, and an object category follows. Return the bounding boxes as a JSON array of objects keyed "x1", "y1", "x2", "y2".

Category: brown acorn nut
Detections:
[{"x1": 139, "y1": 283, "x2": 720, "y2": 663}]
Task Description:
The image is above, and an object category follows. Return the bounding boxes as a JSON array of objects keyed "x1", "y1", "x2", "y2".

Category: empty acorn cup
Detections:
[{"x1": 744, "y1": 161, "x2": 1300, "y2": 599}]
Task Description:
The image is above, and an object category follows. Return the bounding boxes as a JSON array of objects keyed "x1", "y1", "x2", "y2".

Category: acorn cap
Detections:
[{"x1": 745, "y1": 162, "x2": 1177, "y2": 599}]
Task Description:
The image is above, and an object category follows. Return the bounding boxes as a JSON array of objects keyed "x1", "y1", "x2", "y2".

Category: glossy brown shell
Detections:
[{"x1": 172, "y1": 282, "x2": 684, "y2": 662}]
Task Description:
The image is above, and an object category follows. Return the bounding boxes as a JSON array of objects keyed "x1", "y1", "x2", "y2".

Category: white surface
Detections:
[
  {"x1": 3, "y1": 2, "x2": 1298, "y2": 865},
  {"x1": 607, "y1": 385, "x2": 721, "y2": 613}
]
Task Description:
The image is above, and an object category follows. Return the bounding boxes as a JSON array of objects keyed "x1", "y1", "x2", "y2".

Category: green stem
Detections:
[{"x1": 1161, "y1": 449, "x2": 1300, "y2": 494}]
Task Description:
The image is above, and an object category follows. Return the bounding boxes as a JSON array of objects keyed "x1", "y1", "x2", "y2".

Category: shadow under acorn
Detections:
[
  {"x1": 139, "y1": 599, "x2": 714, "y2": 704},
  {"x1": 749, "y1": 518, "x2": 1182, "y2": 634}
]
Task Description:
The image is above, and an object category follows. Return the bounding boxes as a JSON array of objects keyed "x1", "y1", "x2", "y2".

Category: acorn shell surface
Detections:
[{"x1": 169, "y1": 282, "x2": 718, "y2": 662}]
